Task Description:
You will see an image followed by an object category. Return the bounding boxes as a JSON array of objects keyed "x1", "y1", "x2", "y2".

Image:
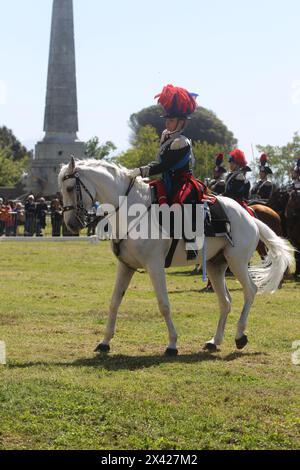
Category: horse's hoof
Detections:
[
  {"x1": 235, "y1": 335, "x2": 248, "y2": 350},
  {"x1": 164, "y1": 348, "x2": 178, "y2": 357},
  {"x1": 203, "y1": 342, "x2": 218, "y2": 353},
  {"x1": 94, "y1": 343, "x2": 110, "y2": 353}
]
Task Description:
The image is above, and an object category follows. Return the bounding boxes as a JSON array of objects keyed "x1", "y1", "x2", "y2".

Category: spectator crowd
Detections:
[{"x1": 0, "y1": 195, "x2": 85, "y2": 237}]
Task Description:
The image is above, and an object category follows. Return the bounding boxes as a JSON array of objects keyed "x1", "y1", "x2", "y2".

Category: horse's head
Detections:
[{"x1": 58, "y1": 156, "x2": 97, "y2": 234}]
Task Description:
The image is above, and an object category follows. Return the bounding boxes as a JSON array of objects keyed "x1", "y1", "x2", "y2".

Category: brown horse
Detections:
[{"x1": 248, "y1": 203, "x2": 283, "y2": 258}]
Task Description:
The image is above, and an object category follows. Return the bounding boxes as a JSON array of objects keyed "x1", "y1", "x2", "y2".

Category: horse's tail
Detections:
[{"x1": 249, "y1": 218, "x2": 294, "y2": 293}]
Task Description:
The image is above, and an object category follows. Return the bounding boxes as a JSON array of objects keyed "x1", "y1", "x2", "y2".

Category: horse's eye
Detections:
[{"x1": 67, "y1": 186, "x2": 74, "y2": 193}]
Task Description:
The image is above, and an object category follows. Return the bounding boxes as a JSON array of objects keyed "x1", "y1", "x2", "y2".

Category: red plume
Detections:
[
  {"x1": 215, "y1": 153, "x2": 224, "y2": 167},
  {"x1": 260, "y1": 153, "x2": 268, "y2": 166},
  {"x1": 230, "y1": 149, "x2": 247, "y2": 167},
  {"x1": 154, "y1": 84, "x2": 197, "y2": 117}
]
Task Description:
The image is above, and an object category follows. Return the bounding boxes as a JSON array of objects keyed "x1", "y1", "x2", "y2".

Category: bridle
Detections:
[
  {"x1": 62, "y1": 170, "x2": 137, "y2": 229},
  {"x1": 62, "y1": 172, "x2": 95, "y2": 229}
]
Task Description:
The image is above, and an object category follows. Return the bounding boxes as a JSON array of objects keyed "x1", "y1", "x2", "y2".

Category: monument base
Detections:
[{"x1": 26, "y1": 140, "x2": 86, "y2": 197}]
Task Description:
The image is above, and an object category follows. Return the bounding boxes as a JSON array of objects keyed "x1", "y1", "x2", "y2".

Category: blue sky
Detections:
[{"x1": 1, "y1": 0, "x2": 300, "y2": 164}]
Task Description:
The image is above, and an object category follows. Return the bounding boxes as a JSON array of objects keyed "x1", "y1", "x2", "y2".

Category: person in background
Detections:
[
  {"x1": 87, "y1": 202, "x2": 100, "y2": 236},
  {"x1": 7, "y1": 200, "x2": 17, "y2": 236},
  {"x1": 208, "y1": 153, "x2": 226, "y2": 194},
  {"x1": 0, "y1": 198, "x2": 5, "y2": 236},
  {"x1": 0, "y1": 200, "x2": 14, "y2": 236},
  {"x1": 24, "y1": 195, "x2": 36, "y2": 236},
  {"x1": 35, "y1": 197, "x2": 48, "y2": 237},
  {"x1": 288, "y1": 157, "x2": 300, "y2": 191},
  {"x1": 250, "y1": 154, "x2": 274, "y2": 201},
  {"x1": 50, "y1": 198, "x2": 63, "y2": 237},
  {"x1": 15, "y1": 202, "x2": 25, "y2": 235}
]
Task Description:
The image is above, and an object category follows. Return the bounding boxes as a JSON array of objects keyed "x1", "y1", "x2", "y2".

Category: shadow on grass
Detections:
[{"x1": 8, "y1": 351, "x2": 268, "y2": 372}]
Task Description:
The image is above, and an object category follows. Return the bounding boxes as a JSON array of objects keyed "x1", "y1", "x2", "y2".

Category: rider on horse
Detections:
[
  {"x1": 129, "y1": 84, "x2": 203, "y2": 259},
  {"x1": 224, "y1": 149, "x2": 251, "y2": 202},
  {"x1": 250, "y1": 154, "x2": 274, "y2": 201},
  {"x1": 288, "y1": 157, "x2": 300, "y2": 191},
  {"x1": 129, "y1": 84, "x2": 198, "y2": 205},
  {"x1": 208, "y1": 153, "x2": 226, "y2": 195}
]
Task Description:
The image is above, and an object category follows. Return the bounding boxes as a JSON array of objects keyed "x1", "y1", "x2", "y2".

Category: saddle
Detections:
[{"x1": 150, "y1": 179, "x2": 233, "y2": 261}]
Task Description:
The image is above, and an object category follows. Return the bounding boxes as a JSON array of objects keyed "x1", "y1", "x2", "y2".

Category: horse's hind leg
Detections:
[
  {"x1": 95, "y1": 261, "x2": 135, "y2": 353},
  {"x1": 204, "y1": 260, "x2": 231, "y2": 352},
  {"x1": 147, "y1": 262, "x2": 178, "y2": 356},
  {"x1": 225, "y1": 254, "x2": 258, "y2": 350}
]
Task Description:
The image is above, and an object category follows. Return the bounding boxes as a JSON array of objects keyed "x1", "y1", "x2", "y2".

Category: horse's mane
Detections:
[
  {"x1": 73, "y1": 158, "x2": 127, "y2": 173},
  {"x1": 59, "y1": 158, "x2": 149, "y2": 193}
]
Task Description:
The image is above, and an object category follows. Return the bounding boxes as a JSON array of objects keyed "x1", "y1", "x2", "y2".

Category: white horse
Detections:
[{"x1": 59, "y1": 157, "x2": 294, "y2": 355}]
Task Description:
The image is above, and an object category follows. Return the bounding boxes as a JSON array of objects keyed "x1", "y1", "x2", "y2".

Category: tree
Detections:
[
  {"x1": 0, "y1": 127, "x2": 30, "y2": 187},
  {"x1": 114, "y1": 126, "x2": 160, "y2": 169},
  {"x1": 0, "y1": 148, "x2": 28, "y2": 187},
  {"x1": 0, "y1": 126, "x2": 31, "y2": 161},
  {"x1": 129, "y1": 105, "x2": 237, "y2": 148},
  {"x1": 193, "y1": 141, "x2": 228, "y2": 181},
  {"x1": 256, "y1": 132, "x2": 300, "y2": 185},
  {"x1": 85, "y1": 137, "x2": 116, "y2": 160}
]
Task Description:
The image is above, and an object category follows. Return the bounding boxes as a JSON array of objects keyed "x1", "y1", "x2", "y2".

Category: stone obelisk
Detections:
[{"x1": 28, "y1": 0, "x2": 85, "y2": 196}]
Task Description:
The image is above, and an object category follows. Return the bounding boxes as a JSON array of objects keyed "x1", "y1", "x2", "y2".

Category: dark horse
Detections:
[
  {"x1": 255, "y1": 187, "x2": 300, "y2": 280},
  {"x1": 268, "y1": 188, "x2": 290, "y2": 237},
  {"x1": 285, "y1": 189, "x2": 300, "y2": 280}
]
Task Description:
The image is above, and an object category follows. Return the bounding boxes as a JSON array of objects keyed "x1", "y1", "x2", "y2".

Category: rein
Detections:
[{"x1": 62, "y1": 170, "x2": 137, "y2": 230}]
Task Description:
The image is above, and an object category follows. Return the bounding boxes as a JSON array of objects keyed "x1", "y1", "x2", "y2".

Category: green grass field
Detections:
[{"x1": 0, "y1": 240, "x2": 299, "y2": 450}]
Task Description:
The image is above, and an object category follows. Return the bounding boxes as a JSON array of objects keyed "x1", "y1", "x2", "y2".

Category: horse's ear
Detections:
[{"x1": 69, "y1": 155, "x2": 75, "y2": 172}]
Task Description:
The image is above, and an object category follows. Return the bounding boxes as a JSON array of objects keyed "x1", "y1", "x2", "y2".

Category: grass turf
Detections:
[{"x1": 0, "y1": 241, "x2": 299, "y2": 450}]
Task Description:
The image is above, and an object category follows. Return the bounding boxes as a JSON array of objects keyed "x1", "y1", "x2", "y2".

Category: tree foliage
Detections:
[
  {"x1": 114, "y1": 126, "x2": 160, "y2": 169},
  {"x1": 193, "y1": 141, "x2": 228, "y2": 181},
  {"x1": 85, "y1": 137, "x2": 116, "y2": 160},
  {"x1": 256, "y1": 132, "x2": 300, "y2": 185},
  {"x1": 0, "y1": 126, "x2": 30, "y2": 187},
  {"x1": 0, "y1": 148, "x2": 28, "y2": 187},
  {"x1": 0, "y1": 126, "x2": 30, "y2": 161},
  {"x1": 129, "y1": 105, "x2": 237, "y2": 148}
]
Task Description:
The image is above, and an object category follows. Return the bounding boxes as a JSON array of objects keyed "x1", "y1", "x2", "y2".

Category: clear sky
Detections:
[{"x1": 1, "y1": 0, "x2": 300, "y2": 164}]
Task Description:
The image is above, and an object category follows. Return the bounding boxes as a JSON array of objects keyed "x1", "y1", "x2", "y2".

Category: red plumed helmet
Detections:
[
  {"x1": 260, "y1": 153, "x2": 268, "y2": 165},
  {"x1": 215, "y1": 153, "x2": 224, "y2": 166},
  {"x1": 229, "y1": 149, "x2": 247, "y2": 167},
  {"x1": 155, "y1": 84, "x2": 198, "y2": 118}
]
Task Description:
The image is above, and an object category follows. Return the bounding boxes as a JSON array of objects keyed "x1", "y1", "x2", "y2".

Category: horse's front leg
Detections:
[
  {"x1": 95, "y1": 261, "x2": 135, "y2": 353},
  {"x1": 147, "y1": 262, "x2": 178, "y2": 356}
]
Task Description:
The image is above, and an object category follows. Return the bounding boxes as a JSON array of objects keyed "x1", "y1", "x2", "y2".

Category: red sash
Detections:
[{"x1": 150, "y1": 173, "x2": 215, "y2": 205}]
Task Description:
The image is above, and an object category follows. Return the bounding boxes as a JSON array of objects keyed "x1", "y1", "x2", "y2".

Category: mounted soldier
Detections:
[
  {"x1": 250, "y1": 154, "x2": 274, "y2": 201},
  {"x1": 288, "y1": 157, "x2": 300, "y2": 191},
  {"x1": 224, "y1": 149, "x2": 252, "y2": 203},
  {"x1": 208, "y1": 153, "x2": 226, "y2": 195},
  {"x1": 129, "y1": 84, "x2": 202, "y2": 260},
  {"x1": 128, "y1": 84, "x2": 199, "y2": 205}
]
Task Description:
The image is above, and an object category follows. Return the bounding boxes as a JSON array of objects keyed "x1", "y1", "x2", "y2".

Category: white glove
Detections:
[{"x1": 128, "y1": 168, "x2": 142, "y2": 178}]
